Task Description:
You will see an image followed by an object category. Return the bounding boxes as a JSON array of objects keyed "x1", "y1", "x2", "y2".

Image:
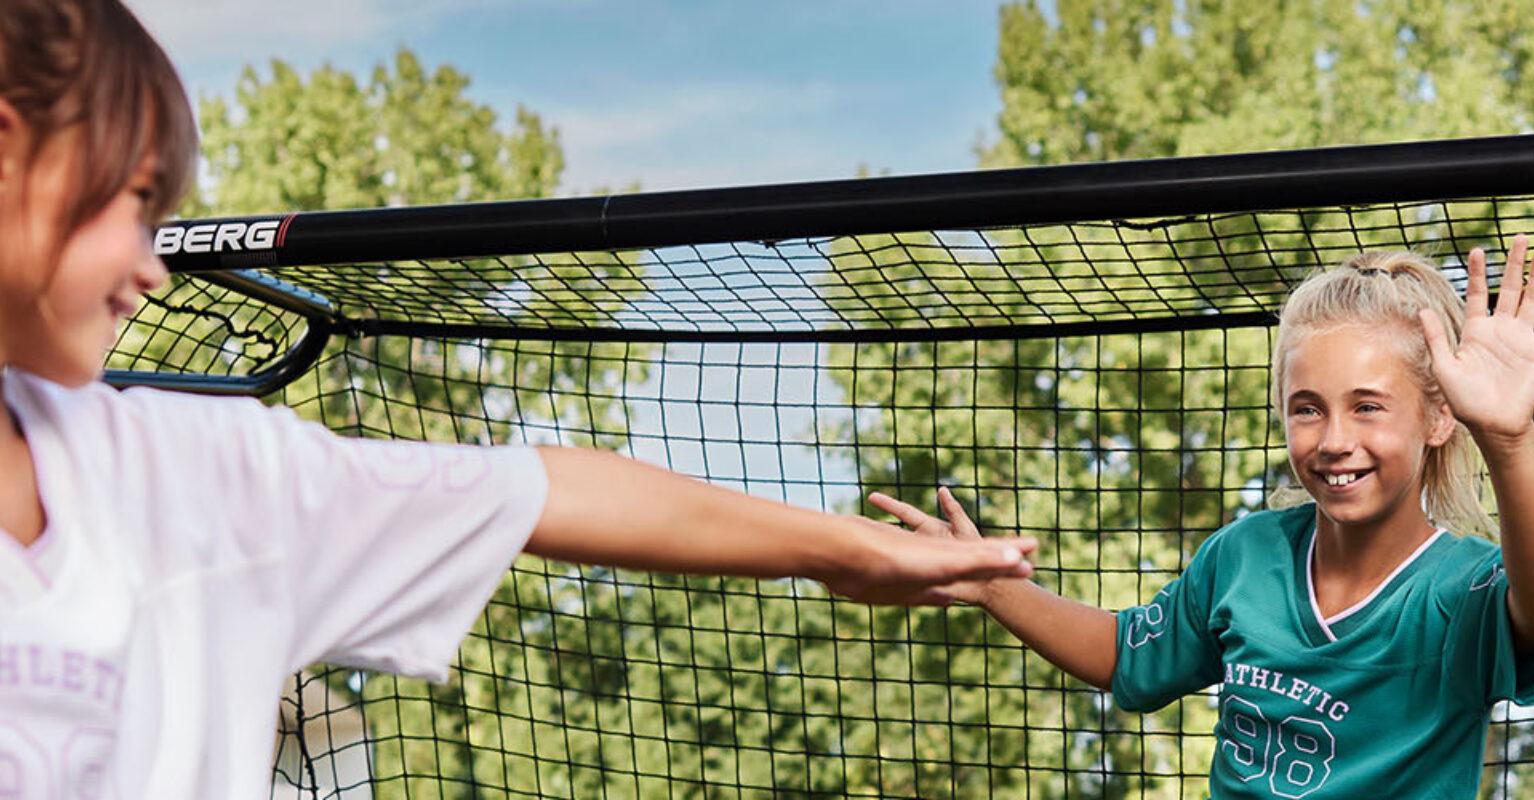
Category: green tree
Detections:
[
  {"x1": 985, "y1": 0, "x2": 1530, "y2": 167},
  {"x1": 167, "y1": 47, "x2": 643, "y2": 456},
  {"x1": 193, "y1": 49, "x2": 561, "y2": 212},
  {"x1": 184, "y1": 48, "x2": 616, "y2": 445}
]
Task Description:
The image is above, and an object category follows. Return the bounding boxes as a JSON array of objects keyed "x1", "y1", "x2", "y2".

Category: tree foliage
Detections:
[
  {"x1": 985, "y1": 0, "x2": 1530, "y2": 168},
  {"x1": 192, "y1": 48, "x2": 562, "y2": 214}
]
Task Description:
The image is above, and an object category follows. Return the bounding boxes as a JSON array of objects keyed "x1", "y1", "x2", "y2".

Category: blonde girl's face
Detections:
[
  {"x1": 1282, "y1": 323, "x2": 1454, "y2": 532},
  {"x1": 0, "y1": 126, "x2": 168, "y2": 387}
]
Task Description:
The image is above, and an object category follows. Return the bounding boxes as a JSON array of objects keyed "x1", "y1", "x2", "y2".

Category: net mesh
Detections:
[{"x1": 110, "y1": 195, "x2": 1534, "y2": 798}]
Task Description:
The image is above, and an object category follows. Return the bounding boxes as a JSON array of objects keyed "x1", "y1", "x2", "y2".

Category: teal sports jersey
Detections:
[{"x1": 1113, "y1": 503, "x2": 1534, "y2": 798}]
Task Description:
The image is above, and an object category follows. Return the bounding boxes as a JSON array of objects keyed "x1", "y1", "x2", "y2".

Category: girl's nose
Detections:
[
  {"x1": 134, "y1": 229, "x2": 169, "y2": 292},
  {"x1": 135, "y1": 253, "x2": 168, "y2": 292},
  {"x1": 1318, "y1": 416, "x2": 1356, "y2": 456}
]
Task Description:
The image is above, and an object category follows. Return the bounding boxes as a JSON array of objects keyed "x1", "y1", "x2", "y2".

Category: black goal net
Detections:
[{"x1": 109, "y1": 135, "x2": 1534, "y2": 799}]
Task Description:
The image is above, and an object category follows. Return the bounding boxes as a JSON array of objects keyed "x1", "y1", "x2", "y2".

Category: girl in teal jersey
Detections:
[{"x1": 875, "y1": 241, "x2": 1534, "y2": 797}]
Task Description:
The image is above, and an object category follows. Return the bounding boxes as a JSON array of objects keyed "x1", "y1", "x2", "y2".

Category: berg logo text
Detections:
[{"x1": 153, "y1": 220, "x2": 283, "y2": 255}]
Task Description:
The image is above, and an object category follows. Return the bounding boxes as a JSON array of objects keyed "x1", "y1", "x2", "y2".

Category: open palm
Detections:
[{"x1": 1423, "y1": 235, "x2": 1534, "y2": 441}]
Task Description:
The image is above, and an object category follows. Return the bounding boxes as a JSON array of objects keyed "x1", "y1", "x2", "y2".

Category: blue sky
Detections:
[{"x1": 128, "y1": 0, "x2": 1011, "y2": 195}]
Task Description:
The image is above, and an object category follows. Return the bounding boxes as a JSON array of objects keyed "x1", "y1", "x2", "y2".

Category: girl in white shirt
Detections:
[{"x1": 0, "y1": 2, "x2": 1039, "y2": 797}]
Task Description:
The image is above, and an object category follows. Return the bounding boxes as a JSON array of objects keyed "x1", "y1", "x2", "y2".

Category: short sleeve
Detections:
[
  {"x1": 1112, "y1": 535, "x2": 1224, "y2": 712},
  {"x1": 190, "y1": 396, "x2": 549, "y2": 683},
  {"x1": 16, "y1": 374, "x2": 548, "y2": 687},
  {"x1": 1444, "y1": 550, "x2": 1534, "y2": 707}
]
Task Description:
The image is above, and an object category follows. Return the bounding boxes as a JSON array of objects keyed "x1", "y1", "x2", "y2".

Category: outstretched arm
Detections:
[
  {"x1": 868, "y1": 488, "x2": 1118, "y2": 689},
  {"x1": 526, "y1": 447, "x2": 1039, "y2": 607},
  {"x1": 1422, "y1": 235, "x2": 1534, "y2": 652}
]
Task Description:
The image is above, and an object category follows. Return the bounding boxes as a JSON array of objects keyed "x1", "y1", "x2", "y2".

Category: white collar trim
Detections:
[{"x1": 1306, "y1": 526, "x2": 1445, "y2": 642}]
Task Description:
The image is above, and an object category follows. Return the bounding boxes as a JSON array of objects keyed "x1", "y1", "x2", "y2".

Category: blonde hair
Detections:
[{"x1": 1270, "y1": 250, "x2": 1492, "y2": 537}]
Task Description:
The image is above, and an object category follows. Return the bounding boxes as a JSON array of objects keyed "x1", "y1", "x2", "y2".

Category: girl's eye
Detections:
[
  {"x1": 132, "y1": 187, "x2": 161, "y2": 224},
  {"x1": 1357, "y1": 403, "x2": 1382, "y2": 414},
  {"x1": 1292, "y1": 406, "x2": 1320, "y2": 418},
  {"x1": 129, "y1": 183, "x2": 157, "y2": 207}
]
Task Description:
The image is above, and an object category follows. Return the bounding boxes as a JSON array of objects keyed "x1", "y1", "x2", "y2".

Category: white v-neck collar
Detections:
[
  {"x1": 0, "y1": 370, "x2": 72, "y2": 607},
  {"x1": 0, "y1": 530, "x2": 54, "y2": 598},
  {"x1": 1305, "y1": 525, "x2": 1445, "y2": 642}
]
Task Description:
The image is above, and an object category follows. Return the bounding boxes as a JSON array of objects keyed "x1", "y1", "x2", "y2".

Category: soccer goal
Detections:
[{"x1": 113, "y1": 135, "x2": 1534, "y2": 799}]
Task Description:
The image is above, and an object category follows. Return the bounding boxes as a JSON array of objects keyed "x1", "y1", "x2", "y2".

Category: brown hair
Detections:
[
  {"x1": 0, "y1": 0, "x2": 196, "y2": 233},
  {"x1": 1271, "y1": 251, "x2": 1493, "y2": 537}
]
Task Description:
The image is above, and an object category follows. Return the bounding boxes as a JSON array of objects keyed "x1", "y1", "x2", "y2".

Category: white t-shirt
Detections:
[{"x1": 0, "y1": 369, "x2": 548, "y2": 799}]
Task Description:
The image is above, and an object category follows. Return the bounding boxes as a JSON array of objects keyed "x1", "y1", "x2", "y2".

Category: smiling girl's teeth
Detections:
[{"x1": 1326, "y1": 473, "x2": 1360, "y2": 486}]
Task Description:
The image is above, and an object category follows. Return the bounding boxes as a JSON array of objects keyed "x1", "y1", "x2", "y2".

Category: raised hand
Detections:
[
  {"x1": 860, "y1": 487, "x2": 1014, "y2": 606},
  {"x1": 1421, "y1": 234, "x2": 1534, "y2": 444}
]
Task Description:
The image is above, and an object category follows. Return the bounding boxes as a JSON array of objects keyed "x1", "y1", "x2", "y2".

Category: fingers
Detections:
[
  {"x1": 1514, "y1": 234, "x2": 1534, "y2": 325},
  {"x1": 1467, "y1": 246, "x2": 1489, "y2": 319},
  {"x1": 867, "y1": 491, "x2": 932, "y2": 529},
  {"x1": 1496, "y1": 235, "x2": 1527, "y2": 318},
  {"x1": 850, "y1": 515, "x2": 911, "y2": 536},
  {"x1": 835, "y1": 535, "x2": 1037, "y2": 606},
  {"x1": 948, "y1": 538, "x2": 1037, "y2": 581},
  {"x1": 868, "y1": 489, "x2": 1036, "y2": 580},
  {"x1": 936, "y1": 486, "x2": 982, "y2": 538},
  {"x1": 1419, "y1": 309, "x2": 1453, "y2": 371},
  {"x1": 902, "y1": 535, "x2": 1035, "y2": 581}
]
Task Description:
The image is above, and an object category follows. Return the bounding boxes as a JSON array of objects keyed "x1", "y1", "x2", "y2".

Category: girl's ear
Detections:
[{"x1": 1426, "y1": 401, "x2": 1457, "y2": 448}]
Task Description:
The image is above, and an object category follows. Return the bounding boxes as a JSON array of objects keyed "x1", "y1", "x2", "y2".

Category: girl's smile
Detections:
[{"x1": 1316, "y1": 468, "x2": 1373, "y2": 490}]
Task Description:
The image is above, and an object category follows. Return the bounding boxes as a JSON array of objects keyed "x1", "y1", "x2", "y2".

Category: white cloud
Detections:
[
  {"x1": 124, "y1": 0, "x2": 487, "y2": 62},
  {"x1": 548, "y1": 81, "x2": 840, "y2": 152},
  {"x1": 545, "y1": 80, "x2": 855, "y2": 191}
]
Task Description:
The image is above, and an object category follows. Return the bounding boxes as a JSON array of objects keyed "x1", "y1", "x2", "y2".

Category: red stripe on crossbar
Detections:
[{"x1": 276, "y1": 213, "x2": 297, "y2": 248}]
